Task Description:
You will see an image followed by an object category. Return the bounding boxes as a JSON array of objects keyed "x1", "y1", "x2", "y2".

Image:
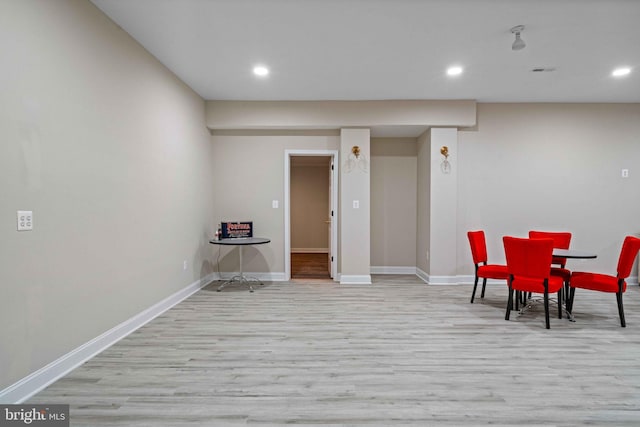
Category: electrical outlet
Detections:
[
  {"x1": 183, "y1": 260, "x2": 188, "y2": 270},
  {"x1": 272, "y1": 200, "x2": 279, "y2": 209},
  {"x1": 622, "y1": 169, "x2": 629, "y2": 178},
  {"x1": 17, "y1": 210, "x2": 33, "y2": 231},
  {"x1": 353, "y1": 200, "x2": 360, "y2": 209}
]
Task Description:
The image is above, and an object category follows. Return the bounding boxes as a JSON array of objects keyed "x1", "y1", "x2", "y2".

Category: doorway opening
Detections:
[{"x1": 284, "y1": 150, "x2": 339, "y2": 281}]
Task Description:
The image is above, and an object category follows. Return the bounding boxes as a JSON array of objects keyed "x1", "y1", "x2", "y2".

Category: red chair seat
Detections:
[
  {"x1": 478, "y1": 264, "x2": 509, "y2": 279},
  {"x1": 550, "y1": 267, "x2": 571, "y2": 281},
  {"x1": 571, "y1": 272, "x2": 627, "y2": 293},
  {"x1": 512, "y1": 275, "x2": 563, "y2": 294}
]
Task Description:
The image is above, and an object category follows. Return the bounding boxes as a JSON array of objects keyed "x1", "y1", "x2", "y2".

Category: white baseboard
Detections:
[
  {"x1": 291, "y1": 248, "x2": 329, "y2": 254},
  {"x1": 416, "y1": 268, "x2": 429, "y2": 284},
  {"x1": 370, "y1": 266, "x2": 417, "y2": 275},
  {"x1": 415, "y1": 269, "x2": 471, "y2": 285},
  {"x1": 0, "y1": 273, "x2": 217, "y2": 404},
  {"x1": 428, "y1": 275, "x2": 466, "y2": 285},
  {"x1": 340, "y1": 274, "x2": 372, "y2": 284}
]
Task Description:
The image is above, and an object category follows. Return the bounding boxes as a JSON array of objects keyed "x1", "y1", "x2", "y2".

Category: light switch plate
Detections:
[
  {"x1": 272, "y1": 200, "x2": 279, "y2": 209},
  {"x1": 17, "y1": 210, "x2": 33, "y2": 231},
  {"x1": 353, "y1": 200, "x2": 360, "y2": 209}
]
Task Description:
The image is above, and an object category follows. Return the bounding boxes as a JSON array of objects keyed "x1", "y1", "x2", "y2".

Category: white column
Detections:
[
  {"x1": 340, "y1": 129, "x2": 371, "y2": 284},
  {"x1": 429, "y1": 128, "x2": 458, "y2": 283}
]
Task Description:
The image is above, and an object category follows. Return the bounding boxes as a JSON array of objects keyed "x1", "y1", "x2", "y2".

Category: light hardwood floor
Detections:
[{"x1": 30, "y1": 276, "x2": 640, "y2": 426}]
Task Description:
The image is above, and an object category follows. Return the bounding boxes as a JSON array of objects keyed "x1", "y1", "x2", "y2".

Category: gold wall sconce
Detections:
[
  {"x1": 344, "y1": 145, "x2": 368, "y2": 173},
  {"x1": 440, "y1": 145, "x2": 451, "y2": 174}
]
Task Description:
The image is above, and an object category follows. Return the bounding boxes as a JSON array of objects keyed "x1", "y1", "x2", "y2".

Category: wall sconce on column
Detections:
[
  {"x1": 344, "y1": 145, "x2": 369, "y2": 173},
  {"x1": 440, "y1": 145, "x2": 451, "y2": 174}
]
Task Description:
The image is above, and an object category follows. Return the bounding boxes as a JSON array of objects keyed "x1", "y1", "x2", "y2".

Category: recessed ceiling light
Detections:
[
  {"x1": 253, "y1": 65, "x2": 269, "y2": 77},
  {"x1": 612, "y1": 67, "x2": 631, "y2": 77},
  {"x1": 447, "y1": 66, "x2": 463, "y2": 76}
]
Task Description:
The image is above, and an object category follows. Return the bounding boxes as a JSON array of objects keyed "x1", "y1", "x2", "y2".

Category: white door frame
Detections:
[{"x1": 284, "y1": 149, "x2": 339, "y2": 281}]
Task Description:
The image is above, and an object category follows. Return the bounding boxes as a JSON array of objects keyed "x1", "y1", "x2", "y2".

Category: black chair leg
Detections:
[
  {"x1": 616, "y1": 292, "x2": 626, "y2": 327},
  {"x1": 470, "y1": 275, "x2": 479, "y2": 303},
  {"x1": 544, "y1": 291, "x2": 550, "y2": 329},
  {"x1": 515, "y1": 290, "x2": 520, "y2": 311},
  {"x1": 506, "y1": 288, "x2": 513, "y2": 320},
  {"x1": 480, "y1": 278, "x2": 487, "y2": 299},
  {"x1": 567, "y1": 287, "x2": 575, "y2": 313},
  {"x1": 557, "y1": 290, "x2": 562, "y2": 319}
]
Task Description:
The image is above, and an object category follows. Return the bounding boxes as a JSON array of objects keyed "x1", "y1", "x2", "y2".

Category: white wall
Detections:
[
  {"x1": 458, "y1": 103, "x2": 640, "y2": 277},
  {"x1": 370, "y1": 138, "x2": 417, "y2": 269},
  {"x1": 210, "y1": 132, "x2": 340, "y2": 275},
  {"x1": 0, "y1": 0, "x2": 213, "y2": 391}
]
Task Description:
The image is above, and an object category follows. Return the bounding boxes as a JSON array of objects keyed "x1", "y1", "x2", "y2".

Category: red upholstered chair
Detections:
[
  {"x1": 467, "y1": 230, "x2": 509, "y2": 303},
  {"x1": 529, "y1": 230, "x2": 573, "y2": 297},
  {"x1": 568, "y1": 235, "x2": 640, "y2": 327},
  {"x1": 503, "y1": 236, "x2": 564, "y2": 329},
  {"x1": 528, "y1": 231, "x2": 572, "y2": 267}
]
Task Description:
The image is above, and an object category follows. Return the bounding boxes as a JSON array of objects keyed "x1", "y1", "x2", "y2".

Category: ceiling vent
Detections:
[{"x1": 531, "y1": 67, "x2": 556, "y2": 73}]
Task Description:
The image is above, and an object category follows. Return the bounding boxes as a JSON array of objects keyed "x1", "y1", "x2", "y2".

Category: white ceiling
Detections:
[{"x1": 91, "y1": 0, "x2": 639, "y2": 104}]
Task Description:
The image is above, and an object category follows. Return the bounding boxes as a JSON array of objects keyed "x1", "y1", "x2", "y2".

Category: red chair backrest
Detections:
[
  {"x1": 529, "y1": 230, "x2": 572, "y2": 266},
  {"x1": 617, "y1": 236, "x2": 640, "y2": 279},
  {"x1": 468, "y1": 230, "x2": 488, "y2": 264},
  {"x1": 503, "y1": 236, "x2": 554, "y2": 279},
  {"x1": 528, "y1": 231, "x2": 571, "y2": 249}
]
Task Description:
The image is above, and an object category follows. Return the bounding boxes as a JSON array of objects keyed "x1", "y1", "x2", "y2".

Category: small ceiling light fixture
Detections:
[
  {"x1": 447, "y1": 66, "x2": 463, "y2": 76},
  {"x1": 510, "y1": 25, "x2": 526, "y2": 51},
  {"x1": 612, "y1": 67, "x2": 631, "y2": 77},
  {"x1": 253, "y1": 65, "x2": 269, "y2": 77}
]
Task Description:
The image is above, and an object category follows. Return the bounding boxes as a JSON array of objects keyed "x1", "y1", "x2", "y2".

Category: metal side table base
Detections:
[
  {"x1": 215, "y1": 244, "x2": 264, "y2": 293},
  {"x1": 516, "y1": 295, "x2": 575, "y2": 322},
  {"x1": 217, "y1": 275, "x2": 264, "y2": 293}
]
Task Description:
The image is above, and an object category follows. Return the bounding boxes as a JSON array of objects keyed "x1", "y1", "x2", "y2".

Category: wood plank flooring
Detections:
[
  {"x1": 30, "y1": 276, "x2": 640, "y2": 426},
  {"x1": 291, "y1": 253, "x2": 330, "y2": 279}
]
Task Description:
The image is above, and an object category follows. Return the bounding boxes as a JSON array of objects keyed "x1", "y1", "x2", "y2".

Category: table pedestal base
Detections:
[
  {"x1": 516, "y1": 294, "x2": 575, "y2": 322},
  {"x1": 217, "y1": 274, "x2": 264, "y2": 292},
  {"x1": 216, "y1": 245, "x2": 264, "y2": 292}
]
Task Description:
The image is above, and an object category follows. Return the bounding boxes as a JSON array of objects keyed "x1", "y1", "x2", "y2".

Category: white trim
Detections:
[
  {"x1": 0, "y1": 273, "x2": 216, "y2": 404},
  {"x1": 284, "y1": 149, "x2": 339, "y2": 282},
  {"x1": 416, "y1": 268, "x2": 429, "y2": 284},
  {"x1": 457, "y1": 275, "x2": 475, "y2": 285},
  {"x1": 291, "y1": 248, "x2": 329, "y2": 254},
  {"x1": 370, "y1": 266, "x2": 417, "y2": 275},
  {"x1": 340, "y1": 274, "x2": 372, "y2": 284},
  {"x1": 457, "y1": 275, "x2": 506, "y2": 286},
  {"x1": 415, "y1": 269, "x2": 473, "y2": 285},
  {"x1": 427, "y1": 275, "x2": 464, "y2": 285}
]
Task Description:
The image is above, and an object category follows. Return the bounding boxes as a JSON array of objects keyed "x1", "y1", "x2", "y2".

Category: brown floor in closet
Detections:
[{"x1": 291, "y1": 252, "x2": 330, "y2": 278}]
